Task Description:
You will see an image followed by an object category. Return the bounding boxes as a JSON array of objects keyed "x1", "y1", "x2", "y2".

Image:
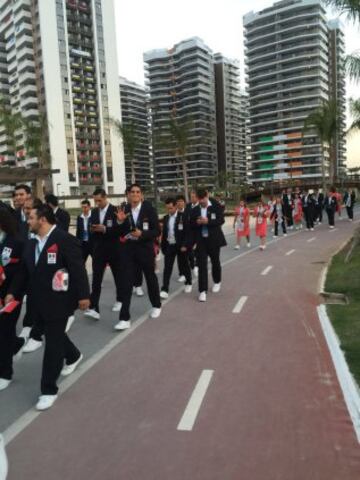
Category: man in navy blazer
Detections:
[
  {"x1": 7, "y1": 205, "x2": 90, "y2": 410},
  {"x1": 190, "y1": 189, "x2": 226, "y2": 302},
  {"x1": 76, "y1": 199, "x2": 93, "y2": 262},
  {"x1": 84, "y1": 188, "x2": 122, "y2": 319}
]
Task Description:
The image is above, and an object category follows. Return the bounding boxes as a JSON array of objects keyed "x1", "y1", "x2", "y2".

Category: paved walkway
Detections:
[{"x1": 3, "y1": 218, "x2": 360, "y2": 479}]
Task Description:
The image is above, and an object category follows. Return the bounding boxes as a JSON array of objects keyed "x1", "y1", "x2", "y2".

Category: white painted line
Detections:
[
  {"x1": 317, "y1": 305, "x2": 360, "y2": 443},
  {"x1": 261, "y1": 265, "x2": 273, "y2": 276},
  {"x1": 177, "y1": 370, "x2": 214, "y2": 431},
  {"x1": 285, "y1": 249, "x2": 295, "y2": 256},
  {"x1": 307, "y1": 237, "x2": 316, "y2": 243},
  {"x1": 232, "y1": 296, "x2": 248, "y2": 314}
]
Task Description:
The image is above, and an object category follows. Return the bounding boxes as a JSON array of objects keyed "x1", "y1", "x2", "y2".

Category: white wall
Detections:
[{"x1": 38, "y1": 0, "x2": 71, "y2": 195}]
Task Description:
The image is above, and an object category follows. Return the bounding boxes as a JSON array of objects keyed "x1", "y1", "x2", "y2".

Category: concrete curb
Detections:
[{"x1": 317, "y1": 305, "x2": 360, "y2": 443}]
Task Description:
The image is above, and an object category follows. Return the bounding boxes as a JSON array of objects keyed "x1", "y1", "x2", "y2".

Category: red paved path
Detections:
[{"x1": 6, "y1": 221, "x2": 360, "y2": 479}]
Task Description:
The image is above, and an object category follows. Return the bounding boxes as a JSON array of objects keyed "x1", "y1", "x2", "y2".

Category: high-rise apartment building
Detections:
[
  {"x1": 214, "y1": 53, "x2": 247, "y2": 185},
  {"x1": 244, "y1": 0, "x2": 346, "y2": 185},
  {"x1": 144, "y1": 37, "x2": 218, "y2": 192},
  {"x1": 0, "y1": 0, "x2": 125, "y2": 195},
  {"x1": 119, "y1": 76, "x2": 151, "y2": 190}
]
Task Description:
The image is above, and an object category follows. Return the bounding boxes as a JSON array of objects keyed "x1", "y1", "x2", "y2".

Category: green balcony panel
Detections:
[
  {"x1": 259, "y1": 145, "x2": 273, "y2": 151},
  {"x1": 259, "y1": 136, "x2": 273, "y2": 142}
]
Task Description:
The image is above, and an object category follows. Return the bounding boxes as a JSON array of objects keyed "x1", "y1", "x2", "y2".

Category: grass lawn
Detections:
[{"x1": 325, "y1": 239, "x2": 360, "y2": 387}]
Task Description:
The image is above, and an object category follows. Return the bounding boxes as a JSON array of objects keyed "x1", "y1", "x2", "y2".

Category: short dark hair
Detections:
[
  {"x1": 93, "y1": 188, "x2": 107, "y2": 197},
  {"x1": 176, "y1": 195, "x2": 186, "y2": 202},
  {"x1": 44, "y1": 194, "x2": 59, "y2": 207},
  {"x1": 81, "y1": 199, "x2": 91, "y2": 206},
  {"x1": 165, "y1": 197, "x2": 176, "y2": 206},
  {"x1": 125, "y1": 186, "x2": 132, "y2": 194},
  {"x1": 0, "y1": 207, "x2": 17, "y2": 236},
  {"x1": 129, "y1": 183, "x2": 142, "y2": 192},
  {"x1": 15, "y1": 184, "x2": 31, "y2": 195},
  {"x1": 196, "y1": 188, "x2": 208, "y2": 200},
  {"x1": 33, "y1": 205, "x2": 56, "y2": 225}
]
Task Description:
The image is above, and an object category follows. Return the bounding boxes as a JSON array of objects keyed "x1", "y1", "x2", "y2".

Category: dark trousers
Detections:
[
  {"x1": 196, "y1": 240, "x2": 221, "y2": 293},
  {"x1": 188, "y1": 249, "x2": 196, "y2": 270},
  {"x1": 90, "y1": 248, "x2": 121, "y2": 312},
  {"x1": 274, "y1": 219, "x2": 286, "y2": 236},
  {"x1": 346, "y1": 206, "x2": 354, "y2": 220},
  {"x1": 134, "y1": 262, "x2": 143, "y2": 288},
  {"x1": 81, "y1": 241, "x2": 92, "y2": 263},
  {"x1": 285, "y1": 208, "x2": 293, "y2": 227},
  {"x1": 0, "y1": 304, "x2": 22, "y2": 380},
  {"x1": 162, "y1": 245, "x2": 191, "y2": 292},
  {"x1": 304, "y1": 207, "x2": 314, "y2": 229},
  {"x1": 327, "y1": 208, "x2": 335, "y2": 227},
  {"x1": 37, "y1": 313, "x2": 80, "y2": 395},
  {"x1": 315, "y1": 205, "x2": 323, "y2": 223},
  {"x1": 119, "y1": 243, "x2": 161, "y2": 321}
]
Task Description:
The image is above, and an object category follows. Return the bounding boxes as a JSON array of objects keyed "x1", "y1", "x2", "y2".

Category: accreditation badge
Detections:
[
  {"x1": 106, "y1": 219, "x2": 113, "y2": 228},
  {"x1": 143, "y1": 222, "x2": 149, "y2": 231},
  {"x1": 211, "y1": 213, "x2": 216, "y2": 220},
  {"x1": 178, "y1": 223, "x2": 184, "y2": 231},
  {"x1": 47, "y1": 252, "x2": 57, "y2": 264}
]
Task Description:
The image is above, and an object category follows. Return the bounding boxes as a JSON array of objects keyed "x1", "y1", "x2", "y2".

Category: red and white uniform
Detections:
[
  {"x1": 254, "y1": 205, "x2": 268, "y2": 237},
  {"x1": 292, "y1": 198, "x2": 303, "y2": 223},
  {"x1": 235, "y1": 206, "x2": 250, "y2": 238}
]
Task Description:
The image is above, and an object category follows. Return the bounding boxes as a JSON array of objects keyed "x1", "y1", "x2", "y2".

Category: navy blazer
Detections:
[
  {"x1": 117, "y1": 201, "x2": 160, "y2": 250},
  {"x1": 190, "y1": 199, "x2": 227, "y2": 248},
  {"x1": 76, "y1": 214, "x2": 92, "y2": 244},
  {"x1": 54, "y1": 208, "x2": 71, "y2": 232},
  {"x1": 325, "y1": 196, "x2": 337, "y2": 212},
  {"x1": 161, "y1": 210, "x2": 190, "y2": 253},
  {"x1": 0, "y1": 234, "x2": 24, "y2": 299},
  {"x1": 10, "y1": 227, "x2": 90, "y2": 318},
  {"x1": 90, "y1": 204, "x2": 119, "y2": 252}
]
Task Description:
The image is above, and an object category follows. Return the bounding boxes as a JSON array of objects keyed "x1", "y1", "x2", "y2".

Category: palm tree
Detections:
[
  {"x1": 0, "y1": 99, "x2": 23, "y2": 163},
  {"x1": 111, "y1": 119, "x2": 139, "y2": 184},
  {"x1": 303, "y1": 99, "x2": 338, "y2": 190},
  {"x1": 348, "y1": 97, "x2": 360, "y2": 133},
  {"x1": 325, "y1": 0, "x2": 360, "y2": 23},
  {"x1": 154, "y1": 116, "x2": 195, "y2": 202},
  {"x1": 345, "y1": 51, "x2": 360, "y2": 82},
  {"x1": 22, "y1": 114, "x2": 51, "y2": 168}
]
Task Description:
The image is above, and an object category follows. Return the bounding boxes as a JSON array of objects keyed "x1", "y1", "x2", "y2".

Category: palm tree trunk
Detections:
[
  {"x1": 321, "y1": 144, "x2": 326, "y2": 193},
  {"x1": 131, "y1": 159, "x2": 136, "y2": 184},
  {"x1": 181, "y1": 155, "x2": 189, "y2": 203}
]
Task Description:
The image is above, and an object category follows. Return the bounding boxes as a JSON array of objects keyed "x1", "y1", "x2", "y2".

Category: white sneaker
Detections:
[
  {"x1": 61, "y1": 354, "x2": 83, "y2": 377},
  {"x1": 160, "y1": 290, "x2": 168, "y2": 299},
  {"x1": 177, "y1": 276, "x2": 186, "y2": 283},
  {"x1": 310, "y1": 228, "x2": 314, "y2": 231},
  {"x1": 84, "y1": 309, "x2": 100, "y2": 320},
  {"x1": 150, "y1": 307, "x2": 162, "y2": 319},
  {"x1": 234, "y1": 245, "x2": 240, "y2": 250},
  {"x1": 19, "y1": 326, "x2": 31, "y2": 339},
  {"x1": 23, "y1": 338, "x2": 43, "y2": 353},
  {"x1": 193, "y1": 267, "x2": 199, "y2": 278},
  {"x1": 284, "y1": 233, "x2": 287, "y2": 237},
  {"x1": 36, "y1": 395, "x2": 58, "y2": 411},
  {"x1": 114, "y1": 320, "x2": 131, "y2": 331},
  {"x1": 212, "y1": 283, "x2": 221, "y2": 293},
  {"x1": 330, "y1": 225, "x2": 335, "y2": 229},
  {"x1": 135, "y1": 287, "x2": 144, "y2": 297},
  {"x1": 199, "y1": 292, "x2": 207, "y2": 302},
  {"x1": 184, "y1": 285, "x2": 192, "y2": 293},
  {"x1": 247, "y1": 243, "x2": 251, "y2": 248},
  {"x1": 111, "y1": 302, "x2": 122, "y2": 312},
  {"x1": 0, "y1": 378, "x2": 11, "y2": 391},
  {"x1": 260, "y1": 245, "x2": 266, "y2": 251},
  {"x1": 65, "y1": 315, "x2": 75, "y2": 333}
]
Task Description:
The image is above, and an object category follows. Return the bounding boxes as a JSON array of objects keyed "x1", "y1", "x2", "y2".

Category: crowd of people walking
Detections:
[{"x1": 0, "y1": 182, "x2": 356, "y2": 414}]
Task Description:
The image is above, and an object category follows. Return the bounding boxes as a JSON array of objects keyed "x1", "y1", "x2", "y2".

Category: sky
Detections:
[{"x1": 114, "y1": 0, "x2": 360, "y2": 168}]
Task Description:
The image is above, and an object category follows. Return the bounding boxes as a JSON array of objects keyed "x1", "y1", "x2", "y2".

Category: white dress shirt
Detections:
[
  {"x1": 167, "y1": 212, "x2": 177, "y2": 245},
  {"x1": 131, "y1": 202, "x2": 142, "y2": 226},
  {"x1": 81, "y1": 213, "x2": 91, "y2": 241},
  {"x1": 99, "y1": 203, "x2": 109, "y2": 224},
  {"x1": 35, "y1": 225, "x2": 57, "y2": 264}
]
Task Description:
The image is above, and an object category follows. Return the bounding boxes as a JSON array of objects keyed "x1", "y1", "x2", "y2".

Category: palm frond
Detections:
[
  {"x1": 345, "y1": 52, "x2": 360, "y2": 82},
  {"x1": 324, "y1": 0, "x2": 360, "y2": 23}
]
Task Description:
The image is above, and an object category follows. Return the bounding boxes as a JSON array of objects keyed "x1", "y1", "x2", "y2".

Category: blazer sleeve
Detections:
[
  {"x1": 62, "y1": 235, "x2": 90, "y2": 300},
  {"x1": 75, "y1": 216, "x2": 81, "y2": 240}
]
